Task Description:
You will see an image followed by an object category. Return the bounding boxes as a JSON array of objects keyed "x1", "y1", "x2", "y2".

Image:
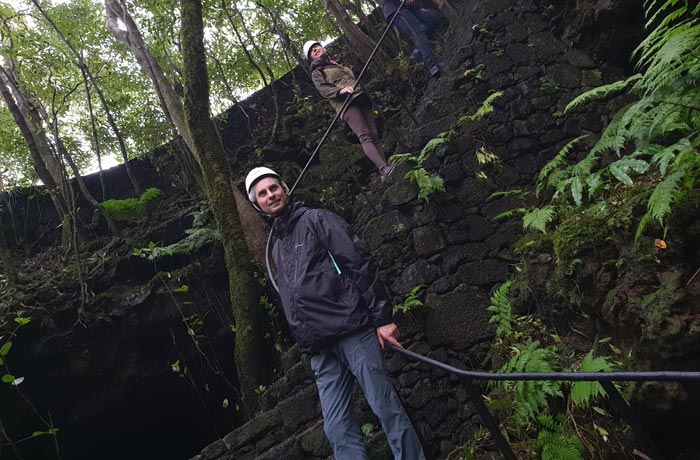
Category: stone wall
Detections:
[{"x1": 189, "y1": 0, "x2": 642, "y2": 459}]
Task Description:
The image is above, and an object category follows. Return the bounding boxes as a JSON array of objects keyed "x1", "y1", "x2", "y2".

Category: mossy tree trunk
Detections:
[{"x1": 180, "y1": 0, "x2": 272, "y2": 416}]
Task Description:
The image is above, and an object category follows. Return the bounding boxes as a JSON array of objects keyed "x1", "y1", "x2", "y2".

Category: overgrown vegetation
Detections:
[
  {"x1": 453, "y1": 283, "x2": 628, "y2": 460},
  {"x1": 133, "y1": 204, "x2": 221, "y2": 260},
  {"x1": 531, "y1": 0, "x2": 699, "y2": 238},
  {"x1": 102, "y1": 187, "x2": 162, "y2": 221}
]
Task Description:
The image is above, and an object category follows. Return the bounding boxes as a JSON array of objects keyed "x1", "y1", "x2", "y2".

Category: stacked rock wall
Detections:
[{"x1": 189, "y1": 0, "x2": 643, "y2": 459}]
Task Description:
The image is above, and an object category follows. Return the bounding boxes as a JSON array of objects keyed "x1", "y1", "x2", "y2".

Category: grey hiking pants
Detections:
[{"x1": 310, "y1": 328, "x2": 427, "y2": 460}]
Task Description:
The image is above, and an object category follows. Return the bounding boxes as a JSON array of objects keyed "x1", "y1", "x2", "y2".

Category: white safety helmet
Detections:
[
  {"x1": 303, "y1": 40, "x2": 321, "y2": 61},
  {"x1": 245, "y1": 167, "x2": 289, "y2": 210}
]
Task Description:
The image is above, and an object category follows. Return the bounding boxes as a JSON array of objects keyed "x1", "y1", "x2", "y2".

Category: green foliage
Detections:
[
  {"x1": 523, "y1": 207, "x2": 556, "y2": 234},
  {"x1": 537, "y1": 136, "x2": 587, "y2": 195},
  {"x1": 487, "y1": 281, "x2": 513, "y2": 337},
  {"x1": 564, "y1": 75, "x2": 642, "y2": 113},
  {"x1": 462, "y1": 63, "x2": 486, "y2": 82},
  {"x1": 390, "y1": 92, "x2": 503, "y2": 201},
  {"x1": 472, "y1": 24, "x2": 495, "y2": 37},
  {"x1": 102, "y1": 188, "x2": 162, "y2": 221},
  {"x1": 570, "y1": 353, "x2": 615, "y2": 407},
  {"x1": 361, "y1": 423, "x2": 377, "y2": 436},
  {"x1": 537, "y1": 428, "x2": 584, "y2": 460},
  {"x1": 456, "y1": 91, "x2": 504, "y2": 126},
  {"x1": 405, "y1": 168, "x2": 446, "y2": 202},
  {"x1": 285, "y1": 86, "x2": 314, "y2": 116},
  {"x1": 133, "y1": 208, "x2": 221, "y2": 262},
  {"x1": 539, "y1": 1, "x2": 700, "y2": 239},
  {"x1": 393, "y1": 285, "x2": 426, "y2": 315},
  {"x1": 497, "y1": 340, "x2": 562, "y2": 426}
]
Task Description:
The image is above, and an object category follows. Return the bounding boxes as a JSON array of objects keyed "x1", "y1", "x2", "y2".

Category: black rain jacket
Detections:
[{"x1": 272, "y1": 202, "x2": 392, "y2": 352}]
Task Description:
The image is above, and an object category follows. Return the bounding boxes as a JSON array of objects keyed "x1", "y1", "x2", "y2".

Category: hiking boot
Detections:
[{"x1": 380, "y1": 164, "x2": 396, "y2": 184}]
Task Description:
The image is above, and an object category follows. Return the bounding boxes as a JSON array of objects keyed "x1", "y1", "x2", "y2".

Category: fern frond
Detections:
[
  {"x1": 650, "y1": 138, "x2": 690, "y2": 175},
  {"x1": 607, "y1": 157, "x2": 650, "y2": 186},
  {"x1": 498, "y1": 340, "x2": 562, "y2": 425},
  {"x1": 537, "y1": 136, "x2": 587, "y2": 193},
  {"x1": 647, "y1": 164, "x2": 687, "y2": 221},
  {"x1": 644, "y1": 0, "x2": 685, "y2": 29},
  {"x1": 585, "y1": 172, "x2": 603, "y2": 198},
  {"x1": 418, "y1": 137, "x2": 448, "y2": 161},
  {"x1": 523, "y1": 206, "x2": 555, "y2": 233},
  {"x1": 487, "y1": 189, "x2": 529, "y2": 201},
  {"x1": 570, "y1": 149, "x2": 599, "y2": 177},
  {"x1": 640, "y1": 19, "x2": 700, "y2": 93},
  {"x1": 388, "y1": 153, "x2": 415, "y2": 166},
  {"x1": 487, "y1": 281, "x2": 513, "y2": 337},
  {"x1": 494, "y1": 207, "x2": 528, "y2": 220},
  {"x1": 538, "y1": 431, "x2": 584, "y2": 460},
  {"x1": 457, "y1": 91, "x2": 504, "y2": 126},
  {"x1": 564, "y1": 75, "x2": 641, "y2": 113},
  {"x1": 405, "y1": 168, "x2": 445, "y2": 201},
  {"x1": 590, "y1": 105, "x2": 633, "y2": 156},
  {"x1": 570, "y1": 352, "x2": 614, "y2": 407}
]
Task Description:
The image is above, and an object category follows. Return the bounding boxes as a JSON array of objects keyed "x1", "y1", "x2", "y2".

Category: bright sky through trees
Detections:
[{"x1": 0, "y1": 0, "x2": 340, "y2": 187}]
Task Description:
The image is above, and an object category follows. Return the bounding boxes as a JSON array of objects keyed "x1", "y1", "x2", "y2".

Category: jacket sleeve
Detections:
[
  {"x1": 307, "y1": 209, "x2": 393, "y2": 327},
  {"x1": 311, "y1": 68, "x2": 341, "y2": 99}
]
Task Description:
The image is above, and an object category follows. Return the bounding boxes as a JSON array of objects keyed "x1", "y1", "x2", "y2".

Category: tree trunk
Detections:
[
  {"x1": 220, "y1": 1, "x2": 281, "y2": 144},
  {"x1": 32, "y1": 0, "x2": 143, "y2": 195},
  {"x1": 321, "y1": 0, "x2": 391, "y2": 68},
  {"x1": 0, "y1": 67, "x2": 72, "y2": 246},
  {"x1": 181, "y1": 0, "x2": 273, "y2": 416},
  {"x1": 104, "y1": 0, "x2": 203, "y2": 175}
]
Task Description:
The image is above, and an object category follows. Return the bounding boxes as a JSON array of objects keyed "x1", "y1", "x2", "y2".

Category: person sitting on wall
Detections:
[
  {"x1": 380, "y1": 0, "x2": 442, "y2": 77},
  {"x1": 245, "y1": 166, "x2": 426, "y2": 460},
  {"x1": 303, "y1": 40, "x2": 395, "y2": 183}
]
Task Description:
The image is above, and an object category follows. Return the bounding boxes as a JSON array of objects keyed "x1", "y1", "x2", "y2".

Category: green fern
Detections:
[
  {"x1": 494, "y1": 207, "x2": 528, "y2": 220},
  {"x1": 456, "y1": 91, "x2": 504, "y2": 126},
  {"x1": 537, "y1": 136, "x2": 587, "y2": 194},
  {"x1": 635, "y1": 162, "x2": 689, "y2": 238},
  {"x1": 564, "y1": 75, "x2": 641, "y2": 113},
  {"x1": 487, "y1": 281, "x2": 513, "y2": 337},
  {"x1": 393, "y1": 285, "x2": 426, "y2": 315},
  {"x1": 405, "y1": 168, "x2": 446, "y2": 202},
  {"x1": 142, "y1": 227, "x2": 221, "y2": 260},
  {"x1": 608, "y1": 157, "x2": 650, "y2": 186},
  {"x1": 498, "y1": 340, "x2": 562, "y2": 425},
  {"x1": 523, "y1": 206, "x2": 555, "y2": 233},
  {"x1": 487, "y1": 189, "x2": 529, "y2": 201},
  {"x1": 537, "y1": 430, "x2": 584, "y2": 460},
  {"x1": 570, "y1": 352, "x2": 615, "y2": 407},
  {"x1": 535, "y1": 0, "x2": 699, "y2": 239}
]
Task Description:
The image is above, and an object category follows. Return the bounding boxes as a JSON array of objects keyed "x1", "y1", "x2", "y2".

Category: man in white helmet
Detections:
[{"x1": 246, "y1": 166, "x2": 426, "y2": 460}]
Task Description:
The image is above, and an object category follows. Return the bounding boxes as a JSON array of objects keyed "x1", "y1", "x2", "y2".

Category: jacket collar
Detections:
[
  {"x1": 310, "y1": 57, "x2": 339, "y2": 71},
  {"x1": 272, "y1": 201, "x2": 307, "y2": 236}
]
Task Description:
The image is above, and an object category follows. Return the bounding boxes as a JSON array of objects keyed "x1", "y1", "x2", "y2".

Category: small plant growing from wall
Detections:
[
  {"x1": 390, "y1": 92, "x2": 504, "y2": 202},
  {"x1": 393, "y1": 285, "x2": 426, "y2": 315}
]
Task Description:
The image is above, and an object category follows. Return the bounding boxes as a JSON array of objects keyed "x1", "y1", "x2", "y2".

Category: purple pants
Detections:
[{"x1": 342, "y1": 95, "x2": 388, "y2": 171}]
